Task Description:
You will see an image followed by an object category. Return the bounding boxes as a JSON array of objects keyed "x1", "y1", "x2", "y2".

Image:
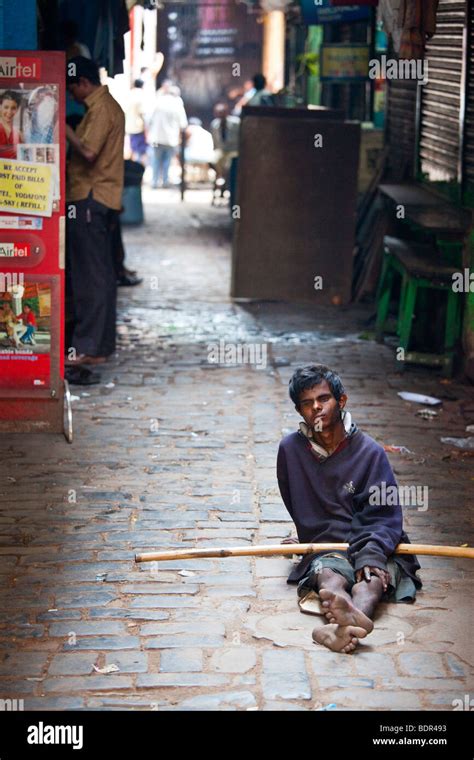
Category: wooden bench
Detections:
[{"x1": 378, "y1": 184, "x2": 472, "y2": 267}]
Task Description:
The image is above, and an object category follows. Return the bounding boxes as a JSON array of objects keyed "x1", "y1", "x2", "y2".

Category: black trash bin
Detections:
[{"x1": 122, "y1": 159, "x2": 145, "y2": 224}]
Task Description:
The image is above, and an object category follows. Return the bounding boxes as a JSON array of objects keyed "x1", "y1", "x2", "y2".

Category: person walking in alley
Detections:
[
  {"x1": 147, "y1": 80, "x2": 187, "y2": 188},
  {"x1": 125, "y1": 79, "x2": 147, "y2": 164},
  {"x1": 65, "y1": 56, "x2": 125, "y2": 365},
  {"x1": 277, "y1": 364, "x2": 422, "y2": 653}
]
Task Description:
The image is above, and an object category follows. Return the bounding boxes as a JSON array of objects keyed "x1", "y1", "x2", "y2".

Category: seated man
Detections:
[
  {"x1": 0, "y1": 303, "x2": 26, "y2": 348},
  {"x1": 210, "y1": 103, "x2": 240, "y2": 183},
  {"x1": 277, "y1": 364, "x2": 421, "y2": 653}
]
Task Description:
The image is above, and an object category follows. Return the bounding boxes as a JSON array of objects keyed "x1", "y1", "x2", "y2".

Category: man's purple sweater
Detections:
[{"x1": 277, "y1": 428, "x2": 421, "y2": 585}]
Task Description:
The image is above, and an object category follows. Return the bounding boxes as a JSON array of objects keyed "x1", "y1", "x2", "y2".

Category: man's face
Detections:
[
  {"x1": 67, "y1": 78, "x2": 90, "y2": 103},
  {"x1": 297, "y1": 380, "x2": 347, "y2": 433}
]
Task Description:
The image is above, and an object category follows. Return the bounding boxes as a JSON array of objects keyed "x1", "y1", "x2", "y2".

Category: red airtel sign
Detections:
[
  {"x1": 0, "y1": 242, "x2": 31, "y2": 258},
  {"x1": 0, "y1": 56, "x2": 42, "y2": 79}
]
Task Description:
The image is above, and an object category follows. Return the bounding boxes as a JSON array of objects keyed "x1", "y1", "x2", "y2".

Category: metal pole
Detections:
[{"x1": 180, "y1": 128, "x2": 186, "y2": 202}]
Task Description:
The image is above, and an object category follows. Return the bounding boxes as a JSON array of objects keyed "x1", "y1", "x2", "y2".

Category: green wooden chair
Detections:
[{"x1": 375, "y1": 236, "x2": 463, "y2": 375}]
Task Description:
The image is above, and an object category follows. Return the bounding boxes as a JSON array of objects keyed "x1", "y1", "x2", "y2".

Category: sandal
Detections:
[{"x1": 65, "y1": 366, "x2": 101, "y2": 386}]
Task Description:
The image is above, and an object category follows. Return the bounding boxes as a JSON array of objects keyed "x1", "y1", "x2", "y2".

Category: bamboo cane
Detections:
[{"x1": 135, "y1": 542, "x2": 474, "y2": 563}]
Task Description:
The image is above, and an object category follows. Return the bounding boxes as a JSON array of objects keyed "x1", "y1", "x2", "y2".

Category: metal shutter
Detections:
[
  {"x1": 386, "y1": 78, "x2": 418, "y2": 179},
  {"x1": 419, "y1": 0, "x2": 467, "y2": 182},
  {"x1": 464, "y1": 0, "x2": 474, "y2": 189}
]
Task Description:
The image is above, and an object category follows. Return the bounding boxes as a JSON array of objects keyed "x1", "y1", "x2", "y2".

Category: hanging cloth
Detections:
[{"x1": 398, "y1": 0, "x2": 439, "y2": 60}]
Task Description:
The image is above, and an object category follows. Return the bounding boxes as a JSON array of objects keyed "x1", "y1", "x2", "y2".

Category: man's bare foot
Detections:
[
  {"x1": 319, "y1": 588, "x2": 374, "y2": 633},
  {"x1": 312, "y1": 623, "x2": 367, "y2": 653}
]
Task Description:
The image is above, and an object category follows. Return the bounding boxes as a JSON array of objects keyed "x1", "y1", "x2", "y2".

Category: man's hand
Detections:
[
  {"x1": 355, "y1": 566, "x2": 391, "y2": 592},
  {"x1": 65, "y1": 123, "x2": 76, "y2": 143},
  {"x1": 280, "y1": 536, "x2": 299, "y2": 545}
]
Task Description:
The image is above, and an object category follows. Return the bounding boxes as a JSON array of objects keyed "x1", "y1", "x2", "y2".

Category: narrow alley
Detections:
[{"x1": 0, "y1": 189, "x2": 473, "y2": 711}]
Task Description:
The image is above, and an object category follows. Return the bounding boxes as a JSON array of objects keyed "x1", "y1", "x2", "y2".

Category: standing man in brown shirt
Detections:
[{"x1": 66, "y1": 56, "x2": 125, "y2": 364}]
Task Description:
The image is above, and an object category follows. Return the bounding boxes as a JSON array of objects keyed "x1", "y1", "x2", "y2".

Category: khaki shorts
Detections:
[{"x1": 297, "y1": 551, "x2": 417, "y2": 603}]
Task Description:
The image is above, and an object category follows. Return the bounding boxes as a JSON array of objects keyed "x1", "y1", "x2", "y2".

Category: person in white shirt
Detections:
[
  {"x1": 184, "y1": 117, "x2": 214, "y2": 183},
  {"x1": 146, "y1": 80, "x2": 188, "y2": 188},
  {"x1": 185, "y1": 117, "x2": 214, "y2": 163},
  {"x1": 125, "y1": 79, "x2": 147, "y2": 164}
]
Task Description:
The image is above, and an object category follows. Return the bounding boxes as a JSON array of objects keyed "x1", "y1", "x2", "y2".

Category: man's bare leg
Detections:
[
  {"x1": 315, "y1": 568, "x2": 351, "y2": 605},
  {"x1": 351, "y1": 577, "x2": 384, "y2": 619},
  {"x1": 319, "y1": 577, "x2": 384, "y2": 634},
  {"x1": 311, "y1": 568, "x2": 368, "y2": 653},
  {"x1": 315, "y1": 568, "x2": 357, "y2": 624}
]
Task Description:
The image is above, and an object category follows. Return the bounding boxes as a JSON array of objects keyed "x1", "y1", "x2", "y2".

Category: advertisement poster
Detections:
[
  {"x1": 0, "y1": 52, "x2": 64, "y2": 400},
  {"x1": 0, "y1": 277, "x2": 52, "y2": 388},
  {"x1": 320, "y1": 44, "x2": 371, "y2": 82},
  {"x1": 0, "y1": 159, "x2": 53, "y2": 216},
  {"x1": 300, "y1": 0, "x2": 371, "y2": 25}
]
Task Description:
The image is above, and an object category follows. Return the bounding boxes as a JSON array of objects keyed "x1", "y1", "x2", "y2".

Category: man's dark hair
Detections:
[
  {"x1": 134, "y1": 79, "x2": 144, "y2": 89},
  {"x1": 253, "y1": 73, "x2": 266, "y2": 91},
  {"x1": 67, "y1": 56, "x2": 100, "y2": 86},
  {"x1": 289, "y1": 364, "x2": 345, "y2": 406}
]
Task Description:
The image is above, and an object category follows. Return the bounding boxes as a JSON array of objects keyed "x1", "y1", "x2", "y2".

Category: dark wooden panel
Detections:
[{"x1": 231, "y1": 115, "x2": 360, "y2": 304}]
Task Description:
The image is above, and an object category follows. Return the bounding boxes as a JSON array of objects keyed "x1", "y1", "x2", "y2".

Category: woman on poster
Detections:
[{"x1": 0, "y1": 90, "x2": 23, "y2": 160}]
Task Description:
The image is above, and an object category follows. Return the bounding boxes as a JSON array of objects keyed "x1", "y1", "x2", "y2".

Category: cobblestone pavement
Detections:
[{"x1": 0, "y1": 188, "x2": 473, "y2": 711}]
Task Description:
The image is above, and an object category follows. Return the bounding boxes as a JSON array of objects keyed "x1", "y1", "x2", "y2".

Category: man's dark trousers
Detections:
[{"x1": 66, "y1": 194, "x2": 116, "y2": 357}]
